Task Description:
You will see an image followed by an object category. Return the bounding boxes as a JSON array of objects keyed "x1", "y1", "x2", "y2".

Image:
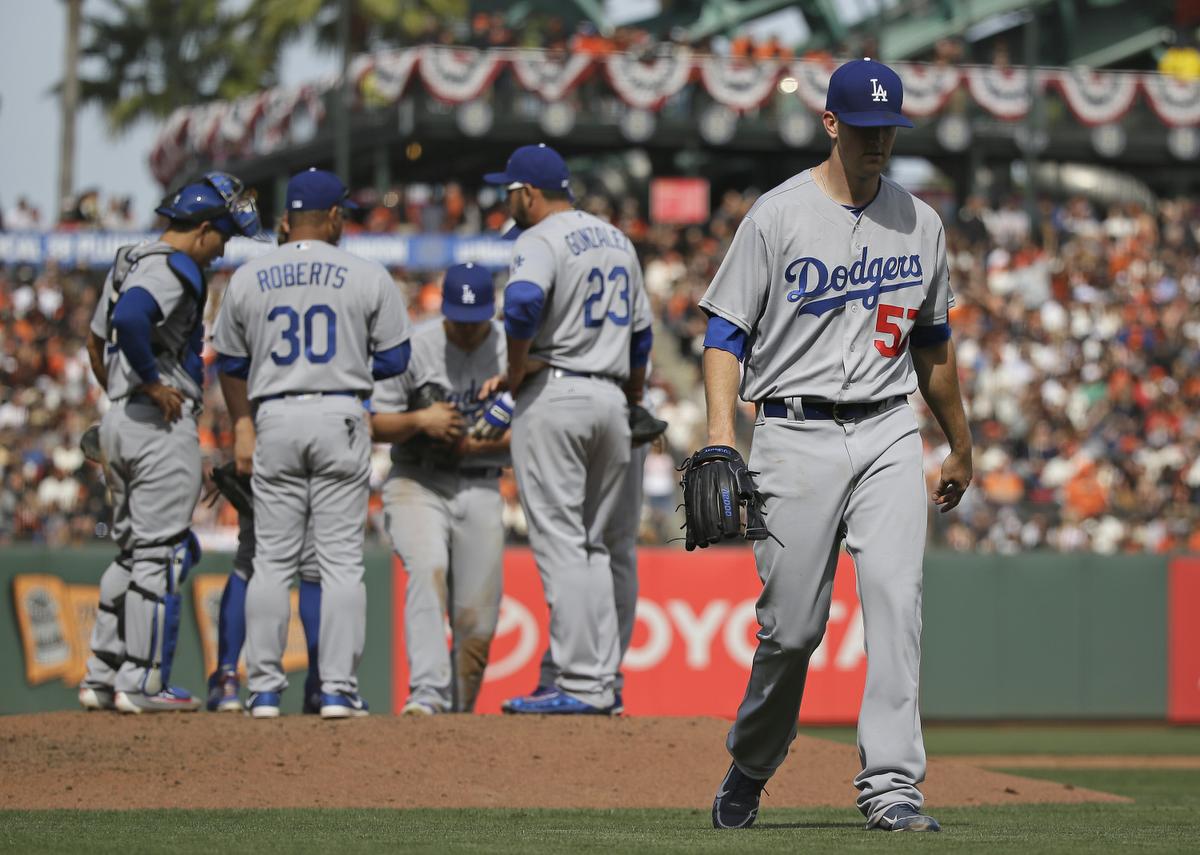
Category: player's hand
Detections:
[
  {"x1": 477, "y1": 373, "x2": 508, "y2": 401},
  {"x1": 419, "y1": 401, "x2": 464, "y2": 443},
  {"x1": 932, "y1": 448, "x2": 973, "y2": 513},
  {"x1": 139, "y1": 382, "x2": 185, "y2": 422},
  {"x1": 234, "y1": 419, "x2": 256, "y2": 477}
]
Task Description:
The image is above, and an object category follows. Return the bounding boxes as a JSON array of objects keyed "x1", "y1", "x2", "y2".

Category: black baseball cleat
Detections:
[
  {"x1": 868, "y1": 803, "x2": 941, "y2": 832},
  {"x1": 711, "y1": 761, "x2": 768, "y2": 829}
]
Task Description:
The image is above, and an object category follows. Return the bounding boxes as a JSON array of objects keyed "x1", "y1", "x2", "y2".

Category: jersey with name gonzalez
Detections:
[
  {"x1": 372, "y1": 317, "x2": 510, "y2": 470},
  {"x1": 699, "y1": 171, "x2": 954, "y2": 403},
  {"x1": 508, "y1": 209, "x2": 650, "y2": 381},
  {"x1": 213, "y1": 239, "x2": 411, "y2": 400}
]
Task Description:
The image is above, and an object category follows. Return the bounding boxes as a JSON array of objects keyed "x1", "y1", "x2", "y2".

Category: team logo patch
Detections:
[
  {"x1": 785, "y1": 247, "x2": 923, "y2": 317},
  {"x1": 462, "y1": 284, "x2": 476, "y2": 304},
  {"x1": 870, "y1": 78, "x2": 888, "y2": 102}
]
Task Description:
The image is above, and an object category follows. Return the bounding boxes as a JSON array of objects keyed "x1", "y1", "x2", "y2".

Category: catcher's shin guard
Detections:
[
  {"x1": 126, "y1": 532, "x2": 202, "y2": 694},
  {"x1": 83, "y1": 553, "x2": 133, "y2": 683}
]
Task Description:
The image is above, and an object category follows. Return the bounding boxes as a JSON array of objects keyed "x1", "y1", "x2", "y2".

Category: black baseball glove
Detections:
[
  {"x1": 80, "y1": 424, "x2": 102, "y2": 464},
  {"x1": 209, "y1": 462, "x2": 254, "y2": 518},
  {"x1": 678, "y1": 445, "x2": 776, "y2": 551},
  {"x1": 404, "y1": 382, "x2": 460, "y2": 467},
  {"x1": 629, "y1": 404, "x2": 668, "y2": 447}
]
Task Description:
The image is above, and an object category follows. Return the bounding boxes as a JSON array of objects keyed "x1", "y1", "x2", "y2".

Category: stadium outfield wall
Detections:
[{"x1": 4, "y1": 546, "x2": 1197, "y2": 721}]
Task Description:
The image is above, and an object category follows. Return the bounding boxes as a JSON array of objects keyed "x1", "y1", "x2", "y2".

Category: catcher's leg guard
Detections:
[
  {"x1": 121, "y1": 532, "x2": 201, "y2": 694},
  {"x1": 82, "y1": 552, "x2": 132, "y2": 687}
]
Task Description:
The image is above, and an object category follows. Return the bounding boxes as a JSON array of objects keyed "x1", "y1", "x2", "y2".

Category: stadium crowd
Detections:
[{"x1": 1, "y1": 183, "x2": 1197, "y2": 554}]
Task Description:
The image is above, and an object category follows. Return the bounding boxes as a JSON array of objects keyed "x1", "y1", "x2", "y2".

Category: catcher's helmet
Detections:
[{"x1": 156, "y1": 172, "x2": 263, "y2": 238}]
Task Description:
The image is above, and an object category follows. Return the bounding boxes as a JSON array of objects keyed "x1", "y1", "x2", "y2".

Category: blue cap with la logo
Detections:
[
  {"x1": 824, "y1": 58, "x2": 914, "y2": 128},
  {"x1": 441, "y1": 262, "x2": 495, "y2": 322}
]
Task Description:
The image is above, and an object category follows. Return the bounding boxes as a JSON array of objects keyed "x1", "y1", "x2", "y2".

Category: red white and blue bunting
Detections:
[
  {"x1": 509, "y1": 50, "x2": 594, "y2": 101},
  {"x1": 964, "y1": 65, "x2": 1037, "y2": 120},
  {"x1": 148, "y1": 47, "x2": 1200, "y2": 186},
  {"x1": 698, "y1": 56, "x2": 781, "y2": 113},
  {"x1": 788, "y1": 58, "x2": 835, "y2": 113},
  {"x1": 892, "y1": 63, "x2": 961, "y2": 118},
  {"x1": 1048, "y1": 68, "x2": 1139, "y2": 126},
  {"x1": 418, "y1": 45, "x2": 505, "y2": 104},
  {"x1": 604, "y1": 48, "x2": 694, "y2": 110},
  {"x1": 1141, "y1": 74, "x2": 1200, "y2": 127}
]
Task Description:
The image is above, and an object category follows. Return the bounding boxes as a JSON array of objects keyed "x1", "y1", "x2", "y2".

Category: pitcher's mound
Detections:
[{"x1": 0, "y1": 712, "x2": 1128, "y2": 810}]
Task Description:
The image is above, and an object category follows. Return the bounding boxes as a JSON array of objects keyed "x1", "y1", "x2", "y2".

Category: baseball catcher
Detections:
[{"x1": 679, "y1": 445, "x2": 775, "y2": 550}]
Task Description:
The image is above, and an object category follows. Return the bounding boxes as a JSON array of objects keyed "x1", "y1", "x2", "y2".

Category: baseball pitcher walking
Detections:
[
  {"x1": 213, "y1": 168, "x2": 412, "y2": 719},
  {"x1": 697, "y1": 60, "x2": 972, "y2": 832}
]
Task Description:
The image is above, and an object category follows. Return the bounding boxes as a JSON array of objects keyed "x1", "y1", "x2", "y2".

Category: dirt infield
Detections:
[{"x1": 0, "y1": 712, "x2": 1129, "y2": 810}]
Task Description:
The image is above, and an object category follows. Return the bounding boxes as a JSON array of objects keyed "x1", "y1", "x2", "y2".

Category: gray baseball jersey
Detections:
[
  {"x1": 373, "y1": 318, "x2": 510, "y2": 470},
  {"x1": 705, "y1": 169, "x2": 953, "y2": 824},
  {"x1": 89, "y1": 241, "x2": 205, "y2": 402},
  {"x1": 212, "y1": 239, "x2": 410, "y2": 399},
  {"x1": 376, "y1": 317, "x2": 509, "y2": 713},
  {"x1": 699, "y1": 172, "x2": 953, "y2": 403},
  {"x1": 509, "y1": 210, "x2": 651, "y2": 379}
]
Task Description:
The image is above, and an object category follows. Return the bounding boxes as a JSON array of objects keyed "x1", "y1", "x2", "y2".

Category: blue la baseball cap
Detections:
[
  {"x1": 484, "y1": 143, "x2": 574, "y2": 199},
  {"x1": 824, "y1": 58, "x2": 914, "y2": 128},
  {"x1": 286, "y1": 168, "x2": 360, "y2": 211},
  {"x1": 442, "y1": 263, "x2": 495, "y2": 323}
]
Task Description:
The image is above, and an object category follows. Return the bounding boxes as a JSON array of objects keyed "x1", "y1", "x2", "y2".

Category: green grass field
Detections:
[{"x1": 4, "y1": 725, "x2": 1198, "y2": 854}]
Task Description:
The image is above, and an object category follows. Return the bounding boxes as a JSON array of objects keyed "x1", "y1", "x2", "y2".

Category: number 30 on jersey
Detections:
[{"x1": 270, "y1": 303, "x2": 338, "y2": 365}]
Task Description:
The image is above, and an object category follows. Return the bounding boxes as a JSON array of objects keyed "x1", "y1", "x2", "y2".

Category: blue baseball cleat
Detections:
[
  {"x1": 500, "y1": 684, "x2": 554, "y2": 712},
  {"x1": 247, "y1": 691, "x2": 282, "y2": 719},
  {"x1": 502, "y1": 688, "x2": 613, "y2": 715},
  {"x1": 712, "y1": 762, "x2": 768, "y2": 829},
  {"x1": 320, "y1": 692, "x2": 369, "y2": 718},
  {"x1": 206, "y1": 669, "x2": 242, "y2": 712},
  {"x1": 612, "y1": 690, "x2": 624, "y2": 716},
  {"x1": 868, "y1": 803, "x2": 941, "y2": 832}
]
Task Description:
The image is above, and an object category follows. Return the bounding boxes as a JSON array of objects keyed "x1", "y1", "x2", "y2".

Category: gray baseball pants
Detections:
[
  {"x1": 511, "y1": 371, "x2": 630, "y2": 709},
  {"x1": 245, "y1": 395, "x2": 370, "y2": 696},
  {"x1": 727, "y1": 400, "x2": 929, "y2": 825},
  {"x1": 384, "y1": 466, "x2": 504, "y2": 712},
  {"x1": 85, "y1": 398, "x2": 202, "y2": 695}
]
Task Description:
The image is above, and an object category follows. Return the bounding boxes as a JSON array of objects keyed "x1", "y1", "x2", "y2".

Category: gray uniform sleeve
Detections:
[
  {"x1": 630, "y1": 256, "x2": 652, "y2": 333},
  {"x1": 371, "y1": 343, "x2": 425, "y2": 413},
  {"x1": 89, "y1": 273, "x2": 113, "y2": 338},
  {"x1": 212, "y1": 275, "x2": 249, "y2": 357},
  {"x1": 698, "y1": 215, "x2": 771, "y2": 334},
  {"x1": 916, "y1": 221, "x2": 955, "y2": 326},
  {"x1": 370, "y1": 267, "x2": 411, "y2": 352},
  {"x1": 508, "y1": 232, "x2": 556, "y2": 292}
]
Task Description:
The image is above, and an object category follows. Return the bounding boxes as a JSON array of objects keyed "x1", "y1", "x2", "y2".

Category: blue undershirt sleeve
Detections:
[
  {"x1": 702, "y1": 313, "x2": 747, "y2": 362},
  {"x1": 910, "y1": 322, "x2": 952, "y2": 349},
  {"x1": 371, "y1": 341, "x2": 411, "y2": 380},
  {"x1": 111, "y1": 286, "x2": 163, "y2": 385},
  {"x1": 630, "y1": 325, "x2": 653, "y2": 368},
  {"x1": 215, "y1": 353, "x2": 251, "y2": 380},
  {"x1": 504, "y1": 280, "x2": 546, "y2": 340}
]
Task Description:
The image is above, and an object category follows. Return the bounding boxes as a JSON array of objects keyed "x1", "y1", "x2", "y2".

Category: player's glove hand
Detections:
[
  {"x1": 629, "y1": 404, "x2": 668, "y2": 447},
  {"x1": 470, "y1": 391, "x2": 514, "y2": 440},
  {"x1": 207, "y1": 462, "x2": 255, "y2": 518},
  {"x1": 678, "y1": 445, "x2": 777, "y2": 551},
  {"x1": 80, "y1": 424, "x2": 102, "y2": 464},
  {"x1": 406, "y1": 382, "x2": 463, "y2": 467}
]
